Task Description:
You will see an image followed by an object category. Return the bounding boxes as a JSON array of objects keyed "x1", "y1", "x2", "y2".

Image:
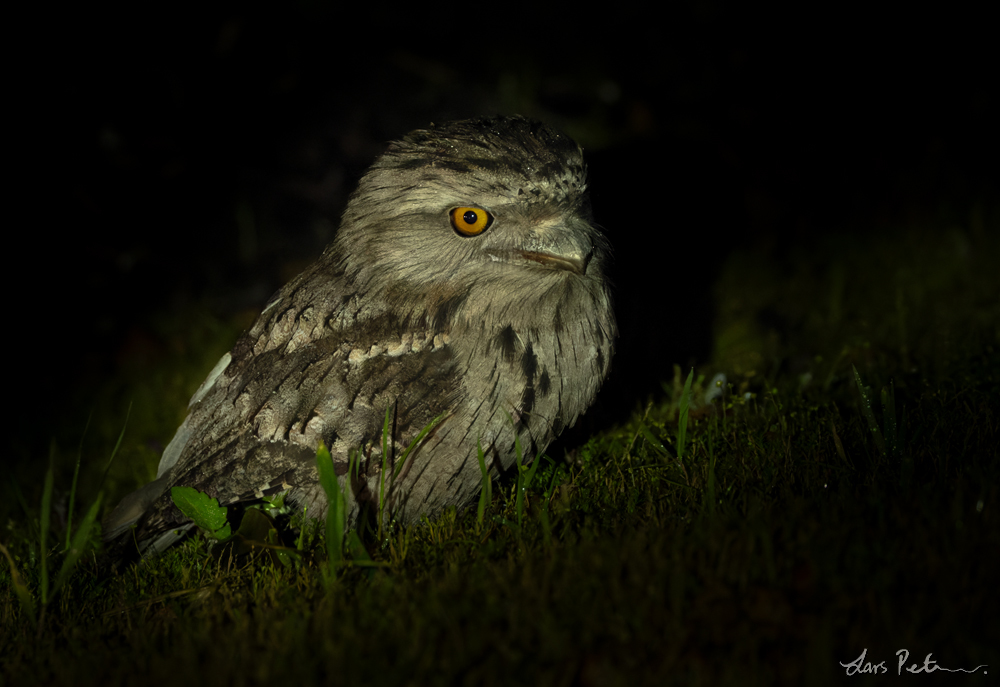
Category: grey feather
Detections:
[{"x1": 103, "y1": 115, "x2": 616, "y2": 556}]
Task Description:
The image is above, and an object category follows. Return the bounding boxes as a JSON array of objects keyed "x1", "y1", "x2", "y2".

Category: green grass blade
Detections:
[
  {"x1": 513, "y1": 429, "x2": 525, "y2": 524},
  {"x1": 315, "y1": 442, "x2": 344, "y2": 567},
  {"x1": 522, "y1": 453, "x2": 544, "y2": 492},
  {"x1": 0, "y1": 542, "x2": 36, "y2": 625},
  {"x1": 345, "y1": 531, "x2": 377, "y2": 565},
  {"x1": 639, "y1": 424, "x2": 672, "y2": 458},
  {"x1": 100, "y1": 401, "x2": 132, "y2": 491},
  {"x1": 518, "y1": 454, "x2": 548, "y2": 525},
  {"x1": 392, "y1": 412, "x2": 447, "y2": 480},
  {"x1": 677, "y1": 368, "x2": 694, "y2": 462},
  {"x1": 852, "y1": 365, "x2": 886, "y2": 455},
  {"x1": 296, "y1": 505, "x2": 307, "y2": 551},
  {"x1": 40, "y1": 461, "x2": 53, "y2": 606},
  {"x1": 66, "y1": 412, "x2": 92, "y2": 551},
  {"x1": 539, "y1": 465, "x2": 560, "y2": 548},
  {"x1": 52, "y1": 493, "x2": 103, "y2": 597},
  {"x1": 475, "y1": 439, "x2": 492, "y2": 528},
  {"x1": 379, "y1": 404, "x2": 392, "y2": 536}
]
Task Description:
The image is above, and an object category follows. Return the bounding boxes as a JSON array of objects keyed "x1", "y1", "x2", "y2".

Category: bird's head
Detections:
[{"x1": 331, "y1": 116, "x2": 610, "y2": 317}]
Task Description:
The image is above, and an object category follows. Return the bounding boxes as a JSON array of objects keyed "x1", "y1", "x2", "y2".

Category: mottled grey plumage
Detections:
[{"x1": 104, "y1": 115, "x2": 615, "y2": 556}]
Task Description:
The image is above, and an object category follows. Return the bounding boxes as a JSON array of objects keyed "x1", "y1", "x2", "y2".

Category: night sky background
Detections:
[{"x1": 11, "y1": 3, "x2": 996, "y2": 471}]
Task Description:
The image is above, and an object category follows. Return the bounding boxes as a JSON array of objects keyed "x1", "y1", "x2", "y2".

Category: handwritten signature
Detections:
[{"x1": 840, "y1": 648, "x2": 988, "y2": 676}]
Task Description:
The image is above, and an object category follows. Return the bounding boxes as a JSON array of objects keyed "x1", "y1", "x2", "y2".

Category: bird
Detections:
[{"x1": 103, "y1": 115, "x2": 616, "y2": 558}]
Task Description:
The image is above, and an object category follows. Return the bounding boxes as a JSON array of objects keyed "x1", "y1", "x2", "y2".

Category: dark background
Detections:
[{"x1": 11, "y1": 2, "x2": 996, "y2": 466}]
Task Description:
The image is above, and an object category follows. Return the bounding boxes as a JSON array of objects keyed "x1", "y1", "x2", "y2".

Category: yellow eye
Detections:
[{"x1": 450, "y1": 206, "x2": 493, "y2": 236}]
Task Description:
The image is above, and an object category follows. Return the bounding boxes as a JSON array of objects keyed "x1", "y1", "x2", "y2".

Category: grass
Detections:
[{"x1": 2, "y1": 211, "x2": 998, "y2": 686}]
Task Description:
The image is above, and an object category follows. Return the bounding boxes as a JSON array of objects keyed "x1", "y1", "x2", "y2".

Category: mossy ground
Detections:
[{"x1": 2, "y1": 210, "x2": 997, "y2": 686}]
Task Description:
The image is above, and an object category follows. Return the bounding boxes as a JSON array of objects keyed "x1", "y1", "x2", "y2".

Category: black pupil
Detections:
[{"x1": 463, "y1": 210, "x2": 479, "y2": 226}]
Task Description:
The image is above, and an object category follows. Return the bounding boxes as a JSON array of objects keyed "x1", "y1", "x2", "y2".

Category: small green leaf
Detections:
[{"x1": 170, "y1": 486, "x2": 232, "y2": 540}]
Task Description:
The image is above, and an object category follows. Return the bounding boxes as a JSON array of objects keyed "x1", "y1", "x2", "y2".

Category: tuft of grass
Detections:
[
  {"x1": 375, "y1": 404, "x2": 447, "y2": 540},
  {"x1": 511, "y1": 430, "x2": 546, "y2": 528},
  {"x1": 1, "y1": 413, "x2": 123, "y2": 636}
]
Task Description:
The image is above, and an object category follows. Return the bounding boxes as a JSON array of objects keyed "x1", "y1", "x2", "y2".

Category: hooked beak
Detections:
[
  {"x1": 516, "y1": 249, "x2": 590, "y2": 275},
  {"x1": 515, "y1": 217, "x2": 595, "y2": 275}
]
